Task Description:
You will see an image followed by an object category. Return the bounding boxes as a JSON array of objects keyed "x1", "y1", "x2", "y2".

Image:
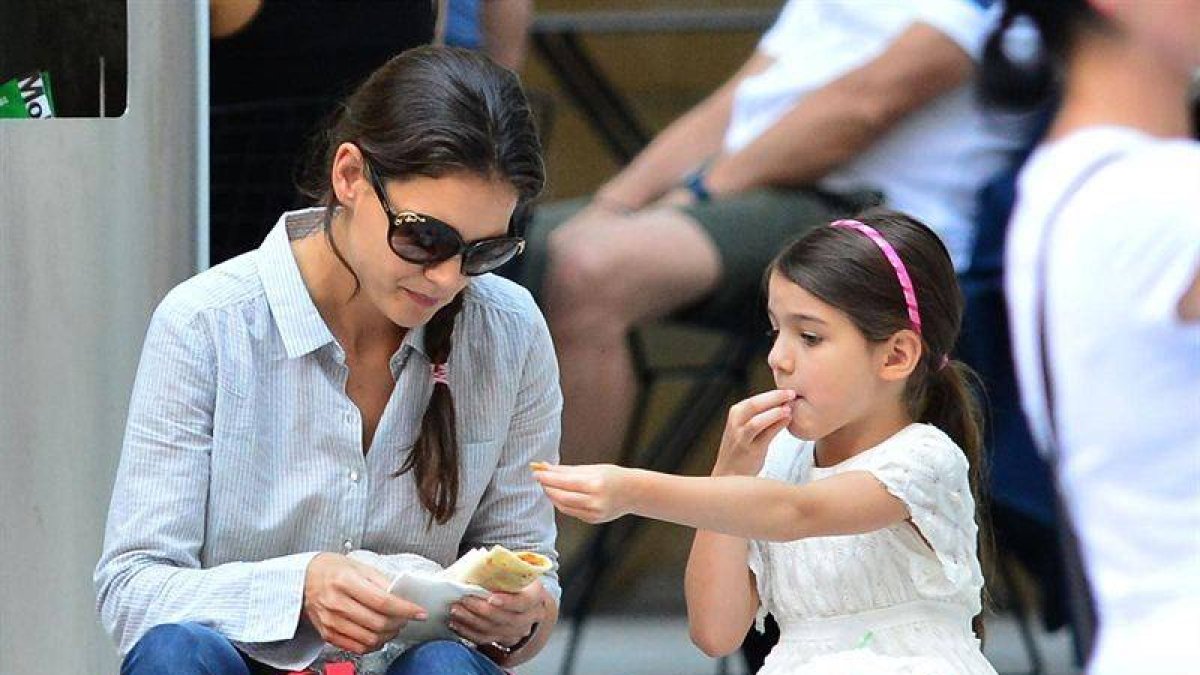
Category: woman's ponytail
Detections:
[
  {"x1": 979, "y1": 0, "x2": 1101, "y2": 111},
  {"x1": 398, "y1": 292, "x2": 465, "y2": 526},
  {"x1": 979, "y1": 4, "x2": 1056, "y2": 110}
]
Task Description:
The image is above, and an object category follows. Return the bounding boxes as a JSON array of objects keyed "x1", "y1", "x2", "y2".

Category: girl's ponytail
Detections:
[
  {"x1": 919, "y1": 359, "x2": 984, "y2": 494},
  {"x1": 921, "y1": 356, "x2": 991, "y2": 641}
]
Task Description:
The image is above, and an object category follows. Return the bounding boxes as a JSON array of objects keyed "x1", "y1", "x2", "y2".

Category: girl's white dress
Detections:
[{"x1": 750, "y1": 423, "x2": 997, "y2": 674}]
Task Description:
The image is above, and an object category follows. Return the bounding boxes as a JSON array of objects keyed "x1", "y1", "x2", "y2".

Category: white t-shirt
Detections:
[
  {"x1": 1007, "y1": 126, "x2": 1200, "y2": 674},
  {"x1": 725, "y1": 0, "x2": 1023, "y2": 269}
]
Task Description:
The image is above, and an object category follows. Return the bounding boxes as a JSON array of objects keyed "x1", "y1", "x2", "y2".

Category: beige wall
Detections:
[
  {"x1": 521, "y1": 0, "x2": 777, "y2": 200},
  {"x1": 0, "y1": 2, "x2": 202, "y2": 671}
]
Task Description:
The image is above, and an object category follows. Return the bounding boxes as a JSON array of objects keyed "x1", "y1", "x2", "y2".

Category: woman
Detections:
[
  {"x1": 982, "y1": 2, "x2": 1200, "y2": 672},
  {"x1": 95, "y1": 46, "x2": 561, "y2": 675}
]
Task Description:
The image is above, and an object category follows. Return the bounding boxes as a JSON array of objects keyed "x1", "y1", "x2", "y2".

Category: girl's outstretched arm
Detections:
[{"x1": 533, "y1": 465, "x2": 909, "y2": 542}]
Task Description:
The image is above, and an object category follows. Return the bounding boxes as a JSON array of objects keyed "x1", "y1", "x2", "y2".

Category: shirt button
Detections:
[
  {"x1": 349, "y1": 470, "x2": 360, "y2": 483},
  {"x1": 342, "y1": 539, "x2": 353, "y2": 552},
  {"x1": 344, "y1": 412, "x2": 354, "y2": 424}
]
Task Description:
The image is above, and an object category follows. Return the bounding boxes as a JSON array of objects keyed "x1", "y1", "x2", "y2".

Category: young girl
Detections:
[{"x1": 535, "y1": 209, "x2": 996, "y2": 674}]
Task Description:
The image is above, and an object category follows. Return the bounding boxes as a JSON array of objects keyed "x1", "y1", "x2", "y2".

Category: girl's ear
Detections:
[
  {"x1": 331, "y1": 142, "x2": 367, "y2": 208},
  {"x1": 878, "y1": 329, "x2": 922, "y2": 382}
]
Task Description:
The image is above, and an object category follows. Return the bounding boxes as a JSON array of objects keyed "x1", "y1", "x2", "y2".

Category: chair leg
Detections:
[{"x1": 997, "y1": 554, "x2": 1045, "y2": 675}]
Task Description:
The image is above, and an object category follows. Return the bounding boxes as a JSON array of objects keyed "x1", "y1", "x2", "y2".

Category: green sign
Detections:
[{"x1": 0, "y1": 71, "x2": 56, "y2": 118}]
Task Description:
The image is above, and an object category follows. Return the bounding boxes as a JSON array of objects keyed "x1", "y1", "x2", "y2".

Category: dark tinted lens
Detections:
[
  {"x1": 389, "y1": 213, "x2": 461, "y2": 263},
  {"x1": 462, "y1": 238, "x2": 523, "y2": 275}
]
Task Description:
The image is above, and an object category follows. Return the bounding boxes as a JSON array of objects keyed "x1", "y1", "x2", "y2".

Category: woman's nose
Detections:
[{"x1": 423, "y1": 256, "x2": 466, "y2": 289}]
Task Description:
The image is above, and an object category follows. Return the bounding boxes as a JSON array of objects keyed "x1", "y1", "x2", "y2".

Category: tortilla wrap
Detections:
[{"x1": 443, "y1": 545, "x2": 553, "y2": 593}]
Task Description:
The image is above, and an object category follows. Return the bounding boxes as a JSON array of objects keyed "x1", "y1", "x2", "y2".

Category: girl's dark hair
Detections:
[
  {"x1": 979, "y1": 0, "x2": 1104, "y2": 110},
  {"x1": 303, "y1": 46, "x2": 544, "y2": 525},
  {"x1": 769, "y1": 208, "x2": 991, "y2": 635}
]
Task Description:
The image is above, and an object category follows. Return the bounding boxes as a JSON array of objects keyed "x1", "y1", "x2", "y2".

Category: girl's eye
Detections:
[
  {"x1": 801, "y1": 332, "x2": 823, "y2": 346},
  {"x1": 766, "y1": 327, "x2": 780, "y2": 341}
]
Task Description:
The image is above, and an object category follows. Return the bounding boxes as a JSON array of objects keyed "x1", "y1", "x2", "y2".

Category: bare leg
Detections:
[{"x1": 543, "y1": 205, "x2": 722, "y2": 467}]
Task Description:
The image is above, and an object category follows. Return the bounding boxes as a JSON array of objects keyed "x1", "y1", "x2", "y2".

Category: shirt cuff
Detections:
[{"x1": 243, "y1": 551, "x2": 320, "y2": 642}]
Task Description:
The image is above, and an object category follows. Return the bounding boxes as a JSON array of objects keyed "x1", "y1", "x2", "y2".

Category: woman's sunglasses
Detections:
[{"x1": 364, "y1": 162, "x2": 525, "y2": 276}]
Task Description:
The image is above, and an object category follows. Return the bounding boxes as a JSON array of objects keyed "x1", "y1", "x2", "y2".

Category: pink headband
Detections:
[
  {"x1": 431, "y1": 363, "x2": 449, "y2": 386},
  {"x1": 830, "y1": 219, "x2": 922, "y2": 335}
]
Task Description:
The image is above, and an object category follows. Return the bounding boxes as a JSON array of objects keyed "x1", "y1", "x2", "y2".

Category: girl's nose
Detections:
[{"x1": 766, "y1": 339, "x2": 793, "y2": 375}]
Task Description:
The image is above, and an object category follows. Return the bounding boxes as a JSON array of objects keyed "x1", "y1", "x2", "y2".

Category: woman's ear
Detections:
[
  {"x1": 330, "y1": 142, "x2": 366, "y2": 208},
  {"x1": 878, "y1": 329, "x2": 922, "y2": 382}
]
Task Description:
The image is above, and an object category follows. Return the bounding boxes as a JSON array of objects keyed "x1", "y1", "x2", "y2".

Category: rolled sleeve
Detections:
[{"x1": 911, "y1": 0, "x2": 993, "y2": 60}]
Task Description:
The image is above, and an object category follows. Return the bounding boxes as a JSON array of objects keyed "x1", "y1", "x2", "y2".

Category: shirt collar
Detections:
[
  {"x1": 257, "y1": 210, "x2": 338, "y2": 360},
  {"x1": 258, "y1": 209, "x2": 435, "y2": 363}
]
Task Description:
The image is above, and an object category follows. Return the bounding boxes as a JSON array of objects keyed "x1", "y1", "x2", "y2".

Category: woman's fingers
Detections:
[{"x1": 318, "y1": 609, "x2": 384, "y2": 654}]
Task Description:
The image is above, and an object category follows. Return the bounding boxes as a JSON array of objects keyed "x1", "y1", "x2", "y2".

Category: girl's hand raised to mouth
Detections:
[{"x1": 713, "y1": 389, "x2": 796, "y2": 477}]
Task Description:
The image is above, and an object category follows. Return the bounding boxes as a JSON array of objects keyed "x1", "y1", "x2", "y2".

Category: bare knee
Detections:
[{"x1": 544, "y1": 234, "x2": 634, "y2": 339}]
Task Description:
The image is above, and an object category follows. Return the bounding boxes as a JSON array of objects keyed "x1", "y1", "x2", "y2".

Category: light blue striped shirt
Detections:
[{"x1": 95, "y1": 209, "x2": 561, "y2": 670}]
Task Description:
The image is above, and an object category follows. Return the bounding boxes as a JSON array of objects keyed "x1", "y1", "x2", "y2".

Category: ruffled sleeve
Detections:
[{"x1": 855, "y1": 425, "x2": 983, "y2": 604}]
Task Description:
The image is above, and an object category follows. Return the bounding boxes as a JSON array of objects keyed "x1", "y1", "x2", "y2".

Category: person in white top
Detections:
[
  {"x1": 535, "y1": 210, "x2": 997, "y2": 674},
  {"x1": 982, "y1": 1, "x2": 1200, "y2": 673},
  {"x1": 511, "y1": 0, "x2": 1025, "y2": 476}
]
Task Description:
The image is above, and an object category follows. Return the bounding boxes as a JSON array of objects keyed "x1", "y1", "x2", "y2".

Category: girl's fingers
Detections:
[
  {"x1": 731, "y1": 389, "x2": 797, "y2": 424},
  {"x1": 532, "y1": 467, "x2": 591, "y2": 492},
  {"x1": 554, "y1": 504, "x2": 596, "y2": 523},
  {"x1": 759, "y1": 414, "x2": 792, "y2": 445},
  {"x1": 542, "y1": 485, "x2": 592, "y2": 511},
  {"x1": 744, "y1": 405, "x2": 792, "y2": 440}
]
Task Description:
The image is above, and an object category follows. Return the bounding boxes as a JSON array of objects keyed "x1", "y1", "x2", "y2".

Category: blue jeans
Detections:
[
  {"x1": 122, "y1": 623, "x2": 503, "y2": 675},
  {"x1": 122, "y1": 623, "x2": 261, "y2": 675},
  {"x1": 386, "y1": 640, "x2": 505, "y2": 675}
]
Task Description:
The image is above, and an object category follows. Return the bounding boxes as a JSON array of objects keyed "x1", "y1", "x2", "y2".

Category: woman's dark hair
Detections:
[
  {"x1": 768, "y1": 208, "x2": 991, "y2": 636},
  {"x1": 303, "y1": 46, "x2": 544, "y2": 525},
  {"x1": 979, "y1": 0, "x2": 1104, "y2": 110}
]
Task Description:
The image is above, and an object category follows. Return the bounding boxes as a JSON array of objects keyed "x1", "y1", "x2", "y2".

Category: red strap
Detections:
[{"x1": 325, "y1": 663, "x2": 356, "y2": 675}]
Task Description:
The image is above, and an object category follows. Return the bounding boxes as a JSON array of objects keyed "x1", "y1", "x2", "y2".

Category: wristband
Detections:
[
  {"x1": 683, "y1": 168, "x2": 712, "y2": 202},
  {"x1": 481, "y1": 621, "x2": 539, "y2": 660}
]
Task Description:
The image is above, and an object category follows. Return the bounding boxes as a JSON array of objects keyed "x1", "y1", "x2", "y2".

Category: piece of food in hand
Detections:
[
  {"x1": 529, "y1": 461, "x2": 552, "y2": 472},
  {"x1": 443, "y1": 545, "x2": 553, "y2": 593}
]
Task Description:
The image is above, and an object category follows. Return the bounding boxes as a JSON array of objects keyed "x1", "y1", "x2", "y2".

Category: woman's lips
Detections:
[{"x1": 403, "y1": 287, "x2": 441, "y2": 308}]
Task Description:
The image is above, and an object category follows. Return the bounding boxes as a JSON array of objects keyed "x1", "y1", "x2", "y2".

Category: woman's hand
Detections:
[
  {"x1": 532, "y1": 463, "x2": 635, "y2": 524},
  {"x1": 713, "y1": 389, "x2": 795, "y2": 477},
  {"x1": 449, "y1": 579, "x2": 548, "y2": 647},
  {"x1": 302, "y1": 552, "x2": 428, "y2": 654}
]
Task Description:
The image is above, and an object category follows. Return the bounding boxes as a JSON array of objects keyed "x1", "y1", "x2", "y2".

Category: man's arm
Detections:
[
  {"x1": 704, "y1": 23, "x2": 975, "y2": 196},
  {"x1": 480, "y1": 0, "x2": 533, "y2": 71},
  {"x1": 595, "y1": 51, "x2": 775, "y2": 211}
]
